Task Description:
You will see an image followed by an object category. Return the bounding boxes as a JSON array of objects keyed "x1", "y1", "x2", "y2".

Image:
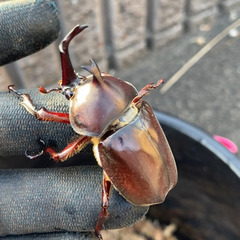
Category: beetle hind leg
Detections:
[{"x1": 95, "y1": 173, "x2": 111, "y2": 239}]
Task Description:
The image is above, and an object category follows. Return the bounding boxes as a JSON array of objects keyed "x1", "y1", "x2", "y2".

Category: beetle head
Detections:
[{"x1": 58, "y1": 25, "x2": 138, "y2": 137}]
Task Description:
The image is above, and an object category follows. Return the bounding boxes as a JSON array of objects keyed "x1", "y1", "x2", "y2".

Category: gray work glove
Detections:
[{"x1": 0, "y1": 1, "x2": 148, "y2": 239}]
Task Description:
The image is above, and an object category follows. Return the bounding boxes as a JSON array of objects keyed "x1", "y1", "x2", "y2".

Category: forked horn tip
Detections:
[
  {"x1": 81, "y1": 59, "x2": 104, "y2": 85},
  {"x1": 81, "y1": 58, "x2": 99, "y2": 74}
]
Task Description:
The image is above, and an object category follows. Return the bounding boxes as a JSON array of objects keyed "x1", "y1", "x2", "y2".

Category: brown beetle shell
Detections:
[
  {"x1": 95, "y1": 101, "x2": 177, "y2": 205},
  {"x1": 70, "y1": 75, "x2": 138, "y2": 137}
]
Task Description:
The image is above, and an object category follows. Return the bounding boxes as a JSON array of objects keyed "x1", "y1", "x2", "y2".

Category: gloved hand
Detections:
[
  {"x1": 0, "y1": 1, "x2": 148, "y2": 239},
  {"x1": 0, "y1": 89, "x2": 148, "y2": 239}
]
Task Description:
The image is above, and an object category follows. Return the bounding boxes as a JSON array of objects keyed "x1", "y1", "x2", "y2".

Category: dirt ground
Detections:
[{"x1": 101, "y1": 218, "x2": 177, "y2": 240}]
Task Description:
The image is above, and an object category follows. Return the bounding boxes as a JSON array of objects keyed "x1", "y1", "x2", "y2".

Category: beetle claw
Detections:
[
  {"x1": 25, "y1": 140, "x2": 46, "y2": 160},
  {"x1": 94, "y1": 231, "x2": 103, "y2": 240},
  {"x1": 25, "y1": 150, "x2": 44, "y2": 160},
  {"x1": 8, "y1": 85, "x2": 21, "y2": 96}
]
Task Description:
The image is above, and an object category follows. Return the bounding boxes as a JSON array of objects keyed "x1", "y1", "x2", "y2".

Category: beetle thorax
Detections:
[{"x1": 69, "y1": 75, "x2": 138, "y2": 137}]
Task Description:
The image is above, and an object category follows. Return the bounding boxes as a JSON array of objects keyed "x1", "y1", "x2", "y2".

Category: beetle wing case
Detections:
[{"x1": 95, "y1": 101, "x2": 177, "y2": 206}]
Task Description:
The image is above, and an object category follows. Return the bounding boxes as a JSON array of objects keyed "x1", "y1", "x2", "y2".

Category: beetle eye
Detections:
[{"x1": 63, "y1": 88, "x2": 74, "y2": 100}]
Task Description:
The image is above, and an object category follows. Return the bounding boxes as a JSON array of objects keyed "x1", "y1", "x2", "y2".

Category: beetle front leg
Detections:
[
  {"x1": 132, "y1": 79, "x2": 164, "y2": 104},
  {"x1": 8, "y1": 85, "x2": 70, "y2": 124},
  {"x1": 95, "y1": 173, "x2": 111, "y2": 239}
]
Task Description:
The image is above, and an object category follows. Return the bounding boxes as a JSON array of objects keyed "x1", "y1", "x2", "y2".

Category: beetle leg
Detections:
[
  {"x1": 132, "y1": 79, "x2": 164, "y2": 104},
  {"x1": 39, "y1": 86, "x2": 62, "y2": 94},
  {"x1": 8, "y1": 85, "x2": 70, "y2": 124},
  {"x1": 95, "y1": 172, "x2": 111, "y2": 239},
  {"x1": 43, "y1": 135, "x2": 91, "y2": 162}
]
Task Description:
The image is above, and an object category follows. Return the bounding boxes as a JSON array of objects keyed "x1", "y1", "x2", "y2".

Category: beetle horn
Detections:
[
  {"x1": 81, "y1": 59, "x2": 105, "y2": 87},
  {"x1": 59, "y1": 24, "x2": 88, "y2": 86}
]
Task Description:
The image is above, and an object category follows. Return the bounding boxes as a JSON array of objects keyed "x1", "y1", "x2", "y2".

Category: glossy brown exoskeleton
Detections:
[{"x1": 9, "y1": 25, "x2": 177, "y2": 239}]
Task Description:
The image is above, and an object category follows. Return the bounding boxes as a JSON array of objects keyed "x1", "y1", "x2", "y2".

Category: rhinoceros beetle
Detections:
[{"x1": 9, "y1": 25, "x2": 178, "y2": 239}]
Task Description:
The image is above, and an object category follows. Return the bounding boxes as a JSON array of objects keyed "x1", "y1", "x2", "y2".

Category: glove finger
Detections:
[
  {"x1": 0, "y1": 166, "x2": 148, "y2": 236},
  {"x1": 1, "y1": 232, "x2": 95, "y2": 240},
  {"x1": 0, "y1": 0, "x2": 60, "y2": 66}
]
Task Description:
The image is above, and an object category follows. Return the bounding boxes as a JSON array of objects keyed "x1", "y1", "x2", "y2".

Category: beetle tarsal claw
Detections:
[
  {"x1": 8, "y1": 85, "x2": 37, "y2": 115},
  {"x1": 25, "y1": 139, "x2": 46, "y2": 160},
  {"x1": 8, "y1": 85, "x2": 21, "y2": 96},
  {"x1": 25, "y1": 149, "x2": 44, "y2": 160},
  {"x1": 81, "y1": 59, "x2": 104, "y2": 86},
  {"x1": 19, "y1": 94, "x2": 38, "y2": 116}
]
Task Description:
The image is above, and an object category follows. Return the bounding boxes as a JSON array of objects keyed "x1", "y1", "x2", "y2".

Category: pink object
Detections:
[{"x1": 213, "y1": 135, "x2": 238, "y2": 154}]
